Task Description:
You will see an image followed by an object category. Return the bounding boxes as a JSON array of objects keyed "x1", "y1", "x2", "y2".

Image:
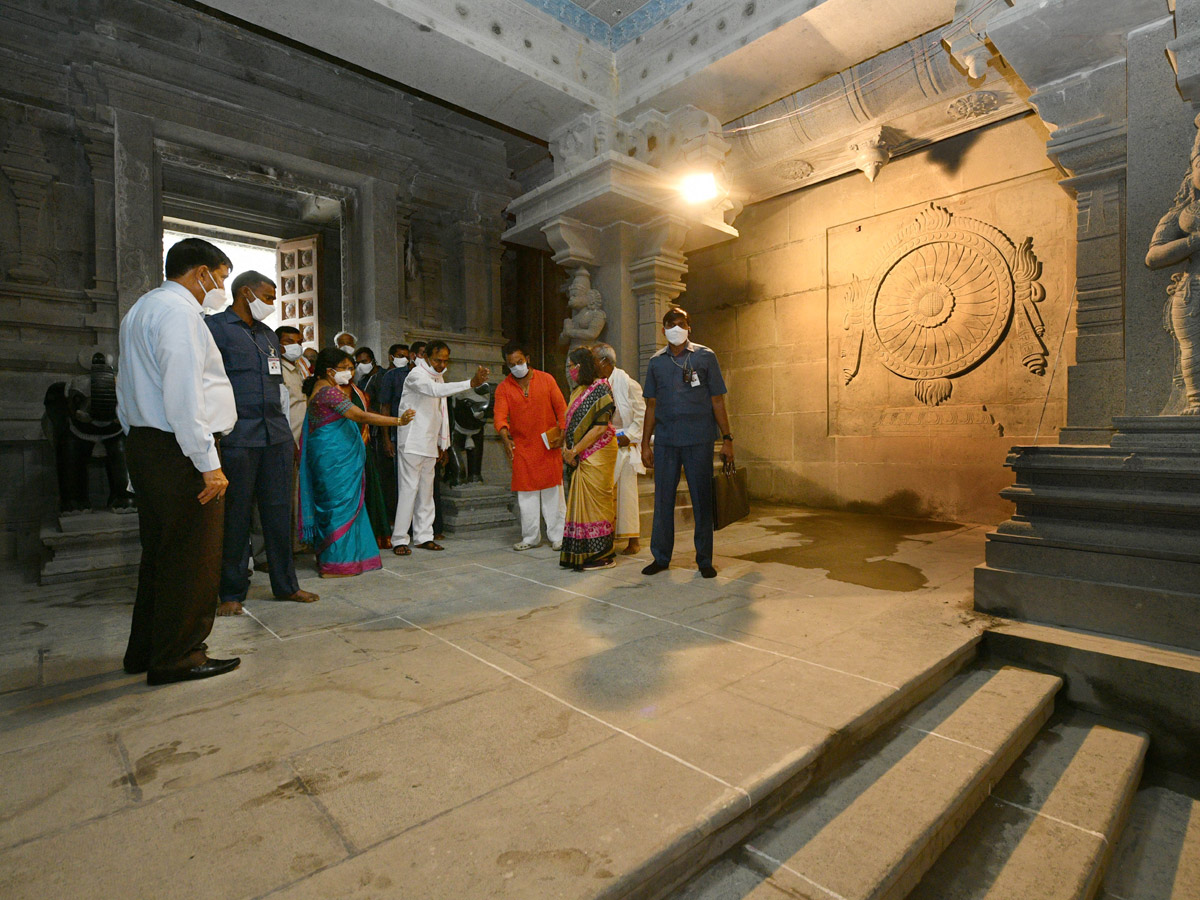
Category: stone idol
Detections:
[
  {"x1": 1145, "y1": 112, "x2": 1200, "y2": 416},
  {"x1": 445, "y1": 384, "x2": 492, "y2": 487},
  {"x1": 559, "y1": 267, "x2": 606, "y2": 351},
  {"x1": 842, "y1": 204, "x2": 1047, "y2": 406},
  {"x1": 42, "y1": 351, "x2": 136, "y2": 515}
]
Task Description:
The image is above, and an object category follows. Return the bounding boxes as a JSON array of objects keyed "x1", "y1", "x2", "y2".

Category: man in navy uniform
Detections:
[
  {"x1": 206, "y1": 270, "x2": 318, "y2": 616},
  {"x1": 640, "y1": 307, "x2": 734, "y2": 579}
]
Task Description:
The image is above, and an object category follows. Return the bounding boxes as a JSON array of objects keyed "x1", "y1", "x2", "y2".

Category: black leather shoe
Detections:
[
  {"x1": 699, "y1": 566, "x2": 718, "y2": 579},
  {"x1": 641, "y1": 562, "x2": 668, "y2": 576},
  {"x1": 147, "y1": 657, "x2": 240, "y2": 686},
  {"x1": 123, "y1": 662, "x2": 147, "y2": 675}
]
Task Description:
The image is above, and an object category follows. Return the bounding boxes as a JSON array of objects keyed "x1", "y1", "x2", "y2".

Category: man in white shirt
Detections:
[
  {"x1": 391, "y1": 340, "x2": 488, "y2": 554},
  {"x1": 116, "y1": 237, "x2": 241, "y2": 686},
  {"x1": 593, "y1": 343, "x2": 647, "y2": 554}
]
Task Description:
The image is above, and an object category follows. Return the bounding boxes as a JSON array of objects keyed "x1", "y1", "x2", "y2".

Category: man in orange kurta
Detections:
[{"x1": 494, "y1": 341, "x2": 567, "y2": 551}]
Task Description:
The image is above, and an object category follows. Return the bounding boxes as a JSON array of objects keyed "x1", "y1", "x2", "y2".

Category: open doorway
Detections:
[
  {"x1": 161, "y1": 225, "x2": 324, "y2": 350},
  {"x1": 162, "y1": 228, "x2": 281, "y2": 327}
]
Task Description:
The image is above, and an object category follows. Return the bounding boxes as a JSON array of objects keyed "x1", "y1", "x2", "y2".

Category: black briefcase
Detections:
[{"x1": 712, "y1": 463, "x2": 749, "y2": 530}]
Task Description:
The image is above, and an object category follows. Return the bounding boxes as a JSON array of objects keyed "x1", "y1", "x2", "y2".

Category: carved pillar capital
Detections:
[
  {"x1": 1169, "y1": 0, "x2": 1200, "y2": 102},
  {"x1": 541, "y1": 216, "x2": 600, "y2": 269},
  {"x1": 630, "y1": 215, "x2": 690, "y2": 373},
  {"x1": 942, "y1": 0, "x2": 1013, "y2": 79}
]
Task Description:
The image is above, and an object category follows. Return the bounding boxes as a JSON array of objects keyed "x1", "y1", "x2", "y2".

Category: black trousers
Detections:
[
  {"x1": 123, "y1": 427, "x2": 221, "y2": 673},
  {"x1": 220, "y1": 442, "x2": 299, "y2": 603},
  {"x1": 651, "y1": 442, "x2": 715, "y2": 569}
]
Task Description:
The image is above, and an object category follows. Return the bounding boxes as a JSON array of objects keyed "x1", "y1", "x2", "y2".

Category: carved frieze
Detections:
[
  {"x1": 947, "y1": 91, "x2": 1001, "y2": 121},
  {"x1": 842, "y1": 204, "x2": 1047, "y2": 406}
]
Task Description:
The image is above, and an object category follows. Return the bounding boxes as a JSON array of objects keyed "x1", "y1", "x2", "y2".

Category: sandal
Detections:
[
  {"x1": 392, "y1": 545, "x2": 411, "y2": 556},
  {"x1": 416, "y1": 541, "x2": 445, "y2": 551}
]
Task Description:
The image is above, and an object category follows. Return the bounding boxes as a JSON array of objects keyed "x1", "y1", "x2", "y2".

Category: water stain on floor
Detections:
[{"x1": 728, "y1": 512, "x2": 960, "y2": 592}]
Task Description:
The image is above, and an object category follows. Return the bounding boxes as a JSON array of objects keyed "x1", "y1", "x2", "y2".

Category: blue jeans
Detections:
[{"x1": 651, "y1": 442, "x2": 714, "y2": 569}]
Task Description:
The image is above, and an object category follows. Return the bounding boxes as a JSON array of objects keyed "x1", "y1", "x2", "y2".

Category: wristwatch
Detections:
[{"x1": 722, "y1": 433, "x2": 734, "y2": 442}]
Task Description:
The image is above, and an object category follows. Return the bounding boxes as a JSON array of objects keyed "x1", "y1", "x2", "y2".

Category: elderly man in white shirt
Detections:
[
  {"x1": 116, "y1": 237, "x2": 242, "y2": 686},
  {"x1": 391, "y1": 340, "x2": 488, "y2": 554},
  {"x1": 593, "y1": 343, "x2": 647, "y2": 555}
]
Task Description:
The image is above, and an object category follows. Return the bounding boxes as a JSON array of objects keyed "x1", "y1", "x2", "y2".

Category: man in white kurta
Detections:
[
  {"x1": 390, "y1": 341, "x2": 489, "y2": 552},
  {"x1": 593, "y1": 343, "x2": 646, "y2": 554}
]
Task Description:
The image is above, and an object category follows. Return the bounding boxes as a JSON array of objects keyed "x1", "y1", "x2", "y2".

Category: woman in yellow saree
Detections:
[{"x1": 560, "y1": 346, "x2": 618, "y2": 571}]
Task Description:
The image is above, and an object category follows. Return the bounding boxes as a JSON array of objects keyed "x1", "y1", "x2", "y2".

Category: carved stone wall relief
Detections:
[
  {"x1": 842, "y1": 204, "x2": 1047, "y2": 406},
  {"x1": 0, "y1": 123, "x2": 57, "y2": 285}
]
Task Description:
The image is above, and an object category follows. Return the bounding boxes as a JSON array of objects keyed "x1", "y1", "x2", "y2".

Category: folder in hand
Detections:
[{"x1": 542, "y1": 426, "x2": 563, "y2": 449}]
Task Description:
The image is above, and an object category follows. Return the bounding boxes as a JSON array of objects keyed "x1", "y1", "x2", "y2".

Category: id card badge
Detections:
[
  {"x1": 690, "y1": 371, "x2": 701, "y2": 387},
  {"x1": 268, "y1": 357, "x2": 282, "y2": 376}
]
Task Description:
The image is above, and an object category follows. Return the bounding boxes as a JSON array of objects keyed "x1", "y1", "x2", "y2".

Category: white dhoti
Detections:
[
  {"x1": 613, "y1": 446, "x2": 641, "y2": 539},
  {"x1": 516, "y1": 485, "x2": 566, "y2": 546},
  {"x1": 392, "y1": 450, "x2": 437, "y2": 546}
]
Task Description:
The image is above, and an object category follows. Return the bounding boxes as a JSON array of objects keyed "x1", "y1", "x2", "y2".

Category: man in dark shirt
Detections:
[
  {"x1": 641, "y1": 307, "x2": 734, "y2": 579},
  {"x1": 206, "y1": 270, "x2": 318, "y2": 615}
]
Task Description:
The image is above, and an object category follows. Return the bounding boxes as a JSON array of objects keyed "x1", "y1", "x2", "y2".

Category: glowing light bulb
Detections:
[{"x1": 679, "y1": 171, "x2": 719, "y2": 204}]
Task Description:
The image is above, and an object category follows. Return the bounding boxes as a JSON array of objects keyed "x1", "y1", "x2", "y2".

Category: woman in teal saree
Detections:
[{"x1": 298, "y1": 349, "x2": 414, "y2": 578}]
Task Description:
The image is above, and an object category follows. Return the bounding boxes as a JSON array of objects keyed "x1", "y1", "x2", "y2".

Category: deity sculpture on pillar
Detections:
[
  {"x1": 559, "y1": 267, "x2": 606, "y2": 351},
  {"x1": 1145, "y1": 112, "x2": 1200, "y2": 416},
  {"x1": 42, "y1": 351, "x2": 136, "y2": 514}
]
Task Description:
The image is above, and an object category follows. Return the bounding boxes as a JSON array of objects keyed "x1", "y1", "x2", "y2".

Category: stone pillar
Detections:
[
  {"x1": 630, "y1": 215, "x2": 688, "y2": 376},
  {"x1": 112, "y1": 109, "x2": 159, "y2": 318},
  {"x1": 80, "y1": 125, "x2": 116, "y2": 298},
  {"x1": 456, "y1": 220, "x2": 494, "y2": 336},
  {"x1": 0, "y1": 123, "x2": 56, "y2": 285},
  {"x1": 396, "y1": 200, "x2": 415, "y2": 329},
  {"x1": 356, "y1": 177, "x2": 399, "y2": 352},
  {"x1": 416, "y1": 232, "x2": 446, "y2": 330}
]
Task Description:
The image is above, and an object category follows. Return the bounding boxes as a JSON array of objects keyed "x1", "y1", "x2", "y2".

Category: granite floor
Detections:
[{"x1": 0, "y1": 504, "x2": 990, "y2": 899}]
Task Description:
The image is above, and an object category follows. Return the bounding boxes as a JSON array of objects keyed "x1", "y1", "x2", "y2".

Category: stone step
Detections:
[
  {"x1": 983, "y1": 619, "x2": 1200, "y2": 776},
  {"x1": 974, "y1": 564, "x2": 1200, "y2": 652},
  {"x1": 983, "y1": 535, "x2": 1200, "y2": 594},
  {"x1": 39, "y1": 510, "x2": 143, "y2": 585},
  {"x1": 908, "y1": 712, "x2": 1148, "y2": 900},
  {"x1": 674, "y1": 666, "x2": 1061, "y2": 900},
  {"x1": 1099, "y1": 784, "x2": 1200, "y2": 900}
]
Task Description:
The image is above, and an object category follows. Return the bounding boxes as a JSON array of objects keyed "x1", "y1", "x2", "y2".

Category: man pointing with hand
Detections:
[{"x1": 116, "y1": 237, "x2": 242, "y2": 686}]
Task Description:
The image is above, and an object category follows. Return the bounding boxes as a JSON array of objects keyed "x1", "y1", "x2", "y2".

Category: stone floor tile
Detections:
[
  {"x1": 265, "y1": 735, "x2": 742, "y2": 900},
  {"x1": 724, "y1": 658, "x2": 901, "y2": 736},
  {"x1": 627, "y1": 688, "x2": 834, "y2": 798},
  {"x1": 291, "y1": 680, "x2": 615, "y2": 850},
  {"x1": 0, "y1": 731, "x2": 130, "y2": 850},
  {"x1": 527, "y1": 627, "x2": 779, "y2": 730},
  {"x1": 0, "y1": 760, "x2": 348, "y2": 900},
  {"x1": 112, "y1": 642, "x2": 510, "y2": 803},
  {"x1": 465, "y1": 595, "x2": 676, "y2": 672}
]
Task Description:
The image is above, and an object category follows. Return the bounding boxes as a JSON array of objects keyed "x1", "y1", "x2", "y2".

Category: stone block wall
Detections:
[
  {"x1": 684, "y1": 115, "x2": 1077, "y2": 524},
  {"x1": 0, "y1": 0, "x2": 529, "y2": 570}
]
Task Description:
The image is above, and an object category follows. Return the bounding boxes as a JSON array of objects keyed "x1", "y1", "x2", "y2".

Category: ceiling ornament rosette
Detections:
[{"x1": 841, "y1": 204, "x2": 1047, "y2": 407}]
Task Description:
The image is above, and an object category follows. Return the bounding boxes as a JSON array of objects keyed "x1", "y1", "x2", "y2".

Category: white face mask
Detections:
[
  {"x1": 338, "y1": 343, "x2": 355, "y2": 354},
  {"x1": 282, "y1": 343, "x2": 303, "y2": 362},
  {"x1": 392, "y1": 357, "x2": 408, "y2": 369},
  {"x1": 246, "y1": 290, "x2": 275, "y2": 322},
  {"x1": 333, "y1": 369, "x2": 353, "y2": 385},
  {"x1": 664, "y1": 325, "x2": 689, "y2": 346},
  {"x1": 356, "y1": 361, "x2": 374, "y2": 377},
  {"x1": 200, "y1": 270, "x2": 228, "y2": 311},
  {"x1": 509, "y1": 362, "x2": 529, "y2": 379}
]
